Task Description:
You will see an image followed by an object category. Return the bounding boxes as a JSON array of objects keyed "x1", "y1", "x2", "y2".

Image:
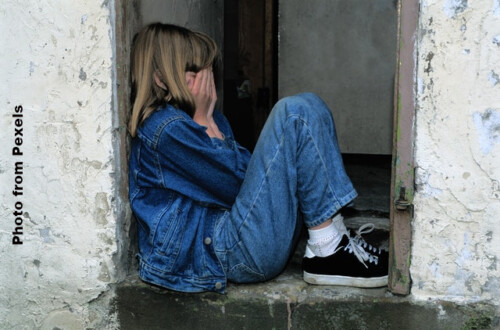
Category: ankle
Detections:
[
  {"x1": 306, "y1": 214, "x2": 346, "y2": 257},
  {"x1": 310, "y1": 219, "x2": 332, "y2": 230}
]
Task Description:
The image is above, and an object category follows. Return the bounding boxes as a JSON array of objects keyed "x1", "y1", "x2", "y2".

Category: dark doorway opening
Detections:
[
  {"x1": 223, "y1": 0, "x2": 278, "y2": 151},
  {"x1": 223, "y1": 0, "x2": 397, "y2": 289},
  {"x1": 120, "y1": 0, "x2": 416, "y2": 295}
]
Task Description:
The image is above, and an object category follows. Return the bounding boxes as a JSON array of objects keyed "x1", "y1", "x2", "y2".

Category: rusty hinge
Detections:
[{"x1": 394, "y1": 186, "x2": 412, "y2": 210}]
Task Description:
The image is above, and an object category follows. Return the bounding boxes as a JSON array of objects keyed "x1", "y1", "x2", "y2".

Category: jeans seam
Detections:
[
  {"x1": 214, "y1": 212, "x2": 229, "y2": 253},
  {"x1": 293, "y1": 114, "x2": 342, "y2": 226},
  {"x1": 238, "y1": 133, "x2": 285, "y2": 233},
  {"x1": 233, "y1": 124, "x2": 287, "y2": 272}
]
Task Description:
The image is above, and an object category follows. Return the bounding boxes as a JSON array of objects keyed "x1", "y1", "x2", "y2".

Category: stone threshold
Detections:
[{"x1": 115, "y1": 271, "x2": 497, "y2": 330}]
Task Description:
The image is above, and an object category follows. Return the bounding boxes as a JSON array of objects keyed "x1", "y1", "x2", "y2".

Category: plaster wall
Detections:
[
  {"x1": 137, "y1": 0, "x2": 225, "y2": 105},
  {"x1": 412, "y1": 0, "x2": 500, "y2": 305},
  {"x1": 139, "y1": 0, "x2": 224, "y2": 54},
  {"x1": 1, "y1": 1, "x2": 499, "y2": 327},
  {"x1": 0, "y1": 1, "x2": 121, "y2": 328}
]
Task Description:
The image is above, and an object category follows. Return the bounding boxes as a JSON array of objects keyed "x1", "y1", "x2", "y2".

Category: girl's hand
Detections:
[
  {"x1": 189, "y1": 69, "x2": 222, "y2": 139},
  {"x1": 189, "y1": 69, "x2": 216, "y2": 120}
]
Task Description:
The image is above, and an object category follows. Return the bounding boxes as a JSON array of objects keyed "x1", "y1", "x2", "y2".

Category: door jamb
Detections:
[{"x1": 389, "y1": 0, "x2": 419, "y2": 295}]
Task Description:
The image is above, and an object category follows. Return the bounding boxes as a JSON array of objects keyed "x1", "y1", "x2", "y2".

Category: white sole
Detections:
[{"x1": 303, "y1": 271, "x2": 388, "y2": 288}]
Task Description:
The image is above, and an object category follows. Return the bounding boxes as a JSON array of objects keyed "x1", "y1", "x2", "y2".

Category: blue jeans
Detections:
[{"x1": 214, "y1": 93, "x2": 357, "y2": 283}]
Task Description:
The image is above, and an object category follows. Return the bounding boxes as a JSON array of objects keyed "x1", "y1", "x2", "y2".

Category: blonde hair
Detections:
[{"x1": 129, "y1": 23, "x2": 220, "y2": 137}]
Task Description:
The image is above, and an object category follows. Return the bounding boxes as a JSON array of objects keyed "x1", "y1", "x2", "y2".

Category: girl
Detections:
[{"x1": 128, "y1": 23, "x2": 388, "y2": 293}]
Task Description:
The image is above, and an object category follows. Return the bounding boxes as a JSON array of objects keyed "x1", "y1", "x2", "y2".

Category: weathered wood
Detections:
[{"x1": 389, "y1": 0, "x2": 419, "y2": 295}]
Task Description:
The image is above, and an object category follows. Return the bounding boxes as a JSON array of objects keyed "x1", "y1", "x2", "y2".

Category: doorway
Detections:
[
  {"x1": 222, "y1": 0, "x2": 415, "y2": 294},
  {"x1": 117, "y1": 0, "x2": 417, "y2": 295},
  {"x1": 275, "y1": 0, "x2": 396, "y2": 286},
  {"x1": 223, "y1": 0, "x2": 278, "y2": 151}
]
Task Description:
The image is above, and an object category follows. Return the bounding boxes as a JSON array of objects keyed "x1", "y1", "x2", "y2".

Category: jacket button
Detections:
[
  {"x1": 215, "y1": 282, "x2": 222, "y2": 290},
  {"x1": 204, "y1": 237, "x2": 212, "y2": 245}
]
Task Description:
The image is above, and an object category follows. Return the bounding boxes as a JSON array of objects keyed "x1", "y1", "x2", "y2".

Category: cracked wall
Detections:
[
  {"x1": 0, "y1": 0, "x2": 121, "y2": 328},
  {"x1": 1, "y1": 1, "x2": 499, "y2": 327},
  {"x1": 412, "y1": 0, "x2": 500, "y2": 305}
]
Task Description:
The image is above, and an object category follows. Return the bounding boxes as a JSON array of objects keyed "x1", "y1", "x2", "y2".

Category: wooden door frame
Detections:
[{"x1": 389, "y1": 0, "x2": 419, "y2": 295}]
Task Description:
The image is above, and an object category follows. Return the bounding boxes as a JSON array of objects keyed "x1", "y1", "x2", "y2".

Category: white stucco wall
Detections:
[
  {"x1": 1, "y1": 0, "x2": 499, "y2": 327},
  {"x1": 412, "y1": 0, "x2": 500, "y2": 305},
  {"x1": 0, "y1": 1, "x2": 120, "y2": 328}
]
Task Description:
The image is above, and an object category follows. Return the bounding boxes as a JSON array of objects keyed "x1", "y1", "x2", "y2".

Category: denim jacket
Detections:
[{"x1": 129, "y1": 104, "x2": 251, "y2": 293}]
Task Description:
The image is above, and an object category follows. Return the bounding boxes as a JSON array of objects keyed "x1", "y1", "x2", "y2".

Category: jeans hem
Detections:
[{"x1": 306, "y1": 189, "x2": 358, "y2": 228}]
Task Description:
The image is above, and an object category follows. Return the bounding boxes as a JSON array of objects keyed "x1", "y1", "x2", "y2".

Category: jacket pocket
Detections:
[{"x1": 147, "y1": 207, "x2": 186, "y2": 273}]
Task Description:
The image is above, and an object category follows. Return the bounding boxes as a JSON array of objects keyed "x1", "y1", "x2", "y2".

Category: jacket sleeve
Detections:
[{"x1": 156, "y1": 117, "x2": 251, "y2": 208}]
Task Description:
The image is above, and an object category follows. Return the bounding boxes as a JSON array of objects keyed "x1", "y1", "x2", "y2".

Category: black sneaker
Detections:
[{"x1": 302, "y1": 230, "x2": 389, "y2": 288}]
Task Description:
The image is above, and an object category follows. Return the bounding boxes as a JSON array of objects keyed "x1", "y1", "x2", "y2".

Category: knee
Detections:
[
  {"x1": 277, "y1": 92, "x2": 321, "y2": 107},
  {"x1": 274, "y1": 93, "x2": 333, "y2": 123},
  {"x1": 294, "y1": 92, "x2": 323, "y2": 104}
]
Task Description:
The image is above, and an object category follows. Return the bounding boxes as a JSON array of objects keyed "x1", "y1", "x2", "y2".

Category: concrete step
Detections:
[
  {"x1": 116, "y1": 271, "x2": 497, "y2": 329},
  {"x1": 116, "y1": 222, "x2": 495, "y2": 330},
  {"x1": 115, "y1": 220, "x2": 497, "y2": 329}
]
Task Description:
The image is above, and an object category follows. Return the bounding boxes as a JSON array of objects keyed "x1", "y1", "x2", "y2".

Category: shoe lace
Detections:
[
  {"x1": 352, "y1": 224, "x2": 383, "y2": 255},
  {"x1": 342, "y1": 223, "x2": 381, "y2": 268}
]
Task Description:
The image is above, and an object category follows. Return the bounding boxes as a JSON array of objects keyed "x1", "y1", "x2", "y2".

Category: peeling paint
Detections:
[
  {"x1": 491, "y1": 180, "x2": 500, "y2": 199},
  {"x1": 0, "y1": 1, "x2": 497, "y2": 328},
  {"x1": 418, "y1": 78, "x2": 425, "y2": 94},
  {"x1": 443, "y1": 0, "x2": 468, "y2": 18},
  {"x1": 485, "y1": 231, "x2": 493, "y2": 243},
  {"x1": 39, "y1": 227, "x2": 55, "y2": 243},
  {"x1": 488, "y1": 70, "x2": 499, "y2": 86},
  {"x1": 494, "y1": 35, "x2": 500, "y2": 46},
  {"x1": 424, "y1": 52, "x2": 434, "y2": 74},
  {"x1": 415, "y1": 168, "x2": 443, "y2": 197},
  {"x1": 473, "y1": 109, "x2": 500, "y2": 155},
  {"x1": 0, "y1": 0, "x2": 119, "y2": 328},
  {"x1": 93, "y1": 192, "x2": 110, "y2": 226},
  {"x1": 98, "y1": 263, "x2": 110, "y2": 282},
  {"x1": 79, "y1": 67, "x2": 87, "y2": 81},
  {"x1": 494, "y1": 0, "x2": 500, "y2": 16},
  {"x1": 429, "y1": 261, "x2": 443, "y2": 279},
  {"x1": 412, "y1": 0, "x2": 500, "y2": 306},
  {"x1": 446, "y1": 234, "x2": 476, "y2": 296},
  {"x1": 29, "y1": 61, "x2": 35, "y2": 75}
]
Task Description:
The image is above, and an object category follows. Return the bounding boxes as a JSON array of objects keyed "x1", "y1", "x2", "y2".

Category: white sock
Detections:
[{"x1": 305, "y1": 213, "x2": 347, "y2": 258}]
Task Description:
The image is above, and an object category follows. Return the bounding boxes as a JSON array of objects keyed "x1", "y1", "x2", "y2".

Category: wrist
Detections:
[{"x1": 210, "y1": 122, "x2": 223, "y2": 140}]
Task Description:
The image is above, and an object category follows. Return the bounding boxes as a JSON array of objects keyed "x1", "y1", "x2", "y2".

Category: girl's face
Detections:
[{"x1": 185, "y1": 71, "x2": 196, "y2": 89}]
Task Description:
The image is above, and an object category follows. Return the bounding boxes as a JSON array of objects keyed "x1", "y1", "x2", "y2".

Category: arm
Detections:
[{"x1": 157, "y1": 118, "x2": 250, "y2": 208}]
